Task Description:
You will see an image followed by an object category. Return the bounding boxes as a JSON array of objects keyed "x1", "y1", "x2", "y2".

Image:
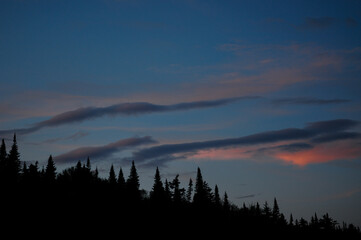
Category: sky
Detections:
[{"x1": 1, "y1": 0, "x2": 361, "y2": 226}]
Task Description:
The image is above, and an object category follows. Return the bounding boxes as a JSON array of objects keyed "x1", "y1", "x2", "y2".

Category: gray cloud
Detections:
[
  {"x1": 311, "y1": 132, "x2": 361, "y2": 143},
  {"x1": 301, "y1": 17, "x2": 336, "y2": 30},
  {"x1": 272, "y1": 97, "x2": 350, "y2": 106},
  {"x1": 236, "y1": 193, "x2": 261, "y2": 199},
  {"x1": 0, "y1": 96, "x2": 258, "y2": 136},
  {"x1": 250, "y1": 142, "x2": 314, "y2": 155},
  {"x1": 54, "y1": 136, "x2": 156, "y2": 164},
  {"x1": 125, "y1": 119, "x2": 360, "y2": 167},
  {"x1": 297, "y1": 17, "x2": 358, "y2": 30}
]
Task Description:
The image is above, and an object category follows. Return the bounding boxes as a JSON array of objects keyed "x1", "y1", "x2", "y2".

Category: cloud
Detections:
[
  {"x1": 125, "y1": 119, "x2": 360, "y2": 167},
  {"x1": 28, "y1": 131, "x2": 89, "y2": 145},
  {"x1": 275, "y1": 140, "x2": 361, "y2": 166},
  {"x1": 311, "y1": 132, "x2": 361, "y2": 143},
  {"x1": 54, "y1": 136, "x2": 156, "y2": 164},
  {"x1": 272, "y1": 97, "x2": 351, "y2": 106},
  {"x1": 305, "y1": 119, "x2": 359, "y2": 134},
  {"x1": 297, "y1": 17, "x2": 358, "y2": 30},
  {"x1": 236, "y1": 193, "x2": 261, "y2": 199},
  {"x1": 298, "y1": 17, "x2": 336, "y2": 30},
  {"x1": 0, "y1": 96, "x2": 256, "y2": 136}
]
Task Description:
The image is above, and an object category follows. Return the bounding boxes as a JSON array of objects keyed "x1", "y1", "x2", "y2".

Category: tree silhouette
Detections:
[
  {"x1": 186, "y1": 178, "x2": 193, "y2": 203},
  {"x1": 45, "y1": 155, "x2": 56, "y2": 183},
  {"x1": 0, "y1": 140, "x2": 359, "y2": 237},
  {"x1": 150, "y1": 167, "x2": 165, "y2": 203},
  {"x1": 108, "y1": 164, "x2": 117, "y2": 185},
  {"x1": 86, "y1": 157, "x2": 91, "y2": 170},
  {"x1": 164, "y1": 179, "x2": 171, "y2": 203},
  {"x1": 0, "y1": 139, "x2": 7, "y2": 183},
  {"x1": 117, "y1": 167, "x2": 125, "y2": 189},
  {"x1": 272, "y1": 198, "x2": 280, "y2": 220},
  {"x1": 214, "y1": 185, "x2": 221, "y2": 208},
  {"x1": 126, "y1": 161, "x2": 140, "y2": 201},
  {"x1": 170, "y1": 174, "x2": 184, "y2": 204},
  {"x1": 263, "y1": 201, "x2": 271, "y2": 218},
  {"x1": 193, "y1": 167, "x2": 208, "y2": 205},
  {"x1": 7, "y1": 134, "x2": 21, "y2": 183}
]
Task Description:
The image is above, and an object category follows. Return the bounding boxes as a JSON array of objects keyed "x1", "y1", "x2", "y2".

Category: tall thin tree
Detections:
[
  {"x1": 7, "y1": 134, "x2": 21, "y2": 183},
  {"x1": 45, "y1": 155, "x2": 57, "y2": 183}
]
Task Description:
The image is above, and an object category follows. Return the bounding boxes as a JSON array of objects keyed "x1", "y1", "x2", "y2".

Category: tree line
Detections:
[{"x1": 0, "y1": 134, "x2": 360, "y2": 237}]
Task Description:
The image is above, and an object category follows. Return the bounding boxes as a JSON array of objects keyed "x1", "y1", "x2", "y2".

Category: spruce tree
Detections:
[
  {"x1": 170, "y1": 174, "x2": 181, "y2": 203},
  {"x1": 126, "y1": 161, "x2": 140, "y2": 200},
  {"x1": 186, "y1": 178, "x2": 193, "y2": 203},
  {"x1": 150, "y1": 167, "x2": 164, "y2": 202},
  {"x1": 7, "y1": 134, "x2": 21, "y2": 183},
  {"x1": 214, "y1": 185, "x2": 221, "y2": 208},
  {"x1": 272, "y1": 198, "x2": 280, "y2": 220},
  {"x1": 0, "y1": 139, "x2": 7, "y2": 182},
  {"x1": 289, "y1": 214, "x2": 294, "y2": 226},
  {"x1": 223, "y1": 192, "x2": 230, "y2": 211},
  {"x1": 45, "y1": 155, "x2": 57, "y2": 183},
  {"x1": 86, "y1": 157, "x2": 91, "y2": 170},
  {"x1": 108, "y1": 165, "x2": 117, "y2": 185},
  {"x1": 193, "y1": 167, "x2": 204, "y2": 205},
  {"x1": 164, "y1": 179, "x2": 171, "y2": 202},
  {"x1": 0, "y1": 139, "x2": 6, "y2": 167},
  {"x1": 117, "y1": 167, "x2": 125, "y2": 188},
  {"x1": 263, "y1": 201, "x2": 271, "y2": 217}
]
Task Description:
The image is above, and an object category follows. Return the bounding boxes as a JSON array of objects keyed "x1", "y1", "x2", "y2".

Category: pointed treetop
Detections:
[
  {"x1": 118, "y1": 167, "x2": 125, "y2": 186},
  {"x1": 86, "y1": 157, "x2": 91, "y2": 170},
  {"x1": 108, "y1": 164, "x2": 117, "y2": 184},
  {"x1": 45, "y1": 154, "x2": 57, "y2": 181}
]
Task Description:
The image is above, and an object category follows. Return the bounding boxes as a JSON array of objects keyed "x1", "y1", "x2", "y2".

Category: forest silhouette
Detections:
[{"x1": 0, "y1": 134, "x2": 360, "y2": 237}]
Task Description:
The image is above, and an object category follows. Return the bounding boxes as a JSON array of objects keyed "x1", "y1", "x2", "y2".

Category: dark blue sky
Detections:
[{"x1": 1, "y1": 0, "x2": 361, "y2": 226}]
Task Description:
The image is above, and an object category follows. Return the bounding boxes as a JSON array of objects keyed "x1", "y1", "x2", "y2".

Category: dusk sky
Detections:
[{"x1": 1, "y1": 0, "x2": 361, "y2": 226}]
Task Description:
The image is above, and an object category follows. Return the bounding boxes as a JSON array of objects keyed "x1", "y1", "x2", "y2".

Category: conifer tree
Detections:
[
  {"x1": 126, "y1": 161, "x2": 140, "y2": 200},
  {"x1": 94, "y1": 167, "x2": 99, "y2": 179},
  {"x1": 256, "y1": 202, "x2": 261, "y2": 216},
  {"x1": 214, "y1": 185, "x2": 221, "y2": 208},
  {"x1": 263, "y1": 201, "x2": 271, "y2": 217},
  {"x1": 150, "y1": 167, "x2": 164, "y2": 202},
  {"x1": 108, "y1": 164, "x2": 117, "y2": 185},
  {"x1": 170, "y1": 174, "x2": 181, "y2": 203},
  {"x1": 7, "y1": 134, "x2": 21, "y2": 182},
  {"x1": 164, "y1": 179, "x2": 171, "y2": 202},
  {"x1": 272, "y1": 198, "x2": 280, "y2": 220},
  {"x1": 117, "y1": 167, "x2": 125, "y2": 188},
  {"x1": 86, "y1": 157, "x2": 91, "y2": 170},
  {"x1": 193, "y1": 167, "x2": 204, "y2": 204},
  {"x1": 186, "y1": 178, "x2": 193, "y2": 203},
  {"x1": 289, "y1": 214, "x2": 294, "y2": 226},
  {"x1": 223, "y1": 192, "x2": 230, "y2": 211},
  {"x1": 0, "y1": 139, "x2": 6, "y2": 167},
  {"x1": 45, "y1": 155, "x2": 57, "y2": 183},
  {"x1": 0, "y1": 139, "x2": 7, "y2": 182}
]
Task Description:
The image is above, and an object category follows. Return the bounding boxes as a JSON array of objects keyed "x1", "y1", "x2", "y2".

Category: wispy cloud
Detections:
[
  {"x1": 54, "y1": 136, "x2": 156, "y2": 164},
  {"x1": 298, "y1": 17, "x2": 336, "y2": 30},
  {"x1": 0, "y1": 96, "x2": 256, "y2": 136},
  {"x1": 124, "y1": 119, "x2": 360, "y2": 167},
  {"x1": 296, "y1": 17, "x2": 358, "y2": 30},
  {"x1": 28, "y1": 131, "x2": 89, "y2": 145},
  {"x1": 236, "y1": 193, "x2": 261, "y2": 199},
  {"x1": 272, "y1": 97, "x2": 351, "y2": 106}
]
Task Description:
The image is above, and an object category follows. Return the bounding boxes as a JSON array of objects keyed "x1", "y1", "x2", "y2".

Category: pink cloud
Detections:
[
  {"x1": 275, "y1": 141, "x2": 361, "y2": 166},
  {"x1": 190, "y1": 139, "x2": 361, "y2": 167}
]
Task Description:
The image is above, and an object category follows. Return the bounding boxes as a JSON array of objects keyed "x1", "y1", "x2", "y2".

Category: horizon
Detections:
[{"x1": 1, "y1": 0, "x2": 361, "y2": 228}]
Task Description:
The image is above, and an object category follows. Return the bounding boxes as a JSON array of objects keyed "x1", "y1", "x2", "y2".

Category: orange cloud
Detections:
[
  {"x1": 275, "y1": 141, "x2": 361, "y2": 166},
  {"x1": 190, "y1": 139, "x2": 361, "y2": 167},
  {"x1": 192, "y1": 147, "x2": 252, "y2": 161}
]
